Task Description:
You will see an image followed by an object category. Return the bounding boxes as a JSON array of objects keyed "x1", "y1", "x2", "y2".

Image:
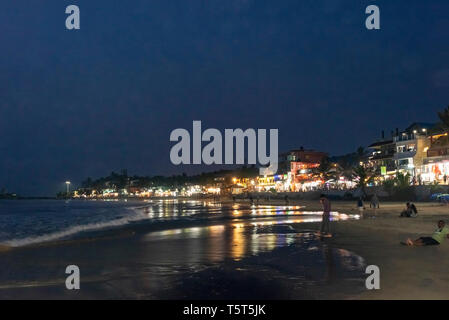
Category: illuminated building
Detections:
[
  {"x1": 278, "y1": 147, "x2": 328, "y2": 173},
  {"x1": 393, "y1": 123, "x2": 432, "y2": 177},
  {"x1": 367, "y1": 132, "x2": 396, "y2": 177},
  {"x1": 368, "y1": 123, "x2": 434, "y2": 181},
  {"x1": 277, "y1": 147, "x2": 328, "y2": 191},
  {"x1": 417, "y1": 131, "x2": 449, "y2": 184}
]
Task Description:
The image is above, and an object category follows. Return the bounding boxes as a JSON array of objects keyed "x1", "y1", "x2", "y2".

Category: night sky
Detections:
[{"x1": 1, "y1": 0, "x2": 448, "y2": 196}]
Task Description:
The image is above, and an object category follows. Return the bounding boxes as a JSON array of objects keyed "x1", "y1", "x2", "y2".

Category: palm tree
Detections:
[
  {"x1": 356, "y1": 146, "x2": 365, "y2": 161},
  {"x1": 315, "y1": 157, "x2": 332, "y2": 181},
  {"x1": 395, "y1": 172, "x2": 411, "y2": 189},
  {"x1": 352, "y1": 165, "x2": 375, "y2": 196},
  {"x1": 437, "y1": 105, "x2": 449, "y2": 130},
  {"x1": 338, "y1": 160, "x2": 355, "y2": 182}
]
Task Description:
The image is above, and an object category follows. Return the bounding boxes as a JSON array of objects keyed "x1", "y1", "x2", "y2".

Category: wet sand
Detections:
[
  {"x1": 243, "y1": 200, "x2": 449, "y2": 299},
  {"x1": 1, "y1": 200, "x2": 448, "y2": 299},
  {"x1": 317, "y1": 201, "x2": 449, "y2": 300}
]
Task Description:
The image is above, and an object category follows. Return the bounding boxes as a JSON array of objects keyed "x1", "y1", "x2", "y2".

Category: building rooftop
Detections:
[{"x1": 368, "y1": 140, "x2": 394, "y2": 148}]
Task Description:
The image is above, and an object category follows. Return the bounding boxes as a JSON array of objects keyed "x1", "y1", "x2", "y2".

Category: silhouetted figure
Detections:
[
  {"x1": 319, "y1": 194, "x2": 331, "y2": 237},
  {"x1": 357, "y1": 197, "x2": 365, "y2": 218},
  {"x1": 400, "y1": 202, "x2": 418, "y2": 217},
  {"x1": 370, "y1": 194, "x2": 380, "y2": 209}
]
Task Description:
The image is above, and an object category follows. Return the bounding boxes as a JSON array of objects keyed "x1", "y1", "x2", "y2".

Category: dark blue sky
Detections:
[{"x1": 0, "y1": 0, "x2": 448, "y2": 196}]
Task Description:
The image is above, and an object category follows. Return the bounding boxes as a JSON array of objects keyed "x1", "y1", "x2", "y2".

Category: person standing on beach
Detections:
[
  {"x1": 370, "y1": 193, "x2": 379, "y2": 209},
  {"x1": 319, "y1": 194, "x2": 331, "y2": 237},
  {"x1": 357, "y1": 197, "x2": 365, "y2": 218}
]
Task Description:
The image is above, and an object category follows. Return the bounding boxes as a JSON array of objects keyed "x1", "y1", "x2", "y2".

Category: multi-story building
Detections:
[
  {"x1": 278, "y1": 147, "x2": 328, "y2": 191},
  {"x1": 367, "y1": 123, "x2": 434, "y2": 180},
  {"x1": 416, "y1": 129, "x2": 449, "y2": 184},
  {"x1": 367, "y1": 134, "x2": 396, "y2": 176},
  {"x1": 278, "y1": 147, "x2": 327, "y2": 174},
  {"x1": 393, "y1": 123, "x2": 433, "y2": 177}
]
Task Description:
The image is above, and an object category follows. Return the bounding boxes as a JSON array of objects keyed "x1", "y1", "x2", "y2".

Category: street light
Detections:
[{"x1": 65, "y1": 181, "x2": 71, "y2": 195}]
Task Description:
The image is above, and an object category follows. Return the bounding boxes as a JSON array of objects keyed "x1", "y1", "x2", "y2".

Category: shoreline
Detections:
[
  {"x1": 300, "y1": 201, "x2": 449, "y2": 299},
  {"x1": 1, "y1": 200, "x2": 449, "y2": 299}
]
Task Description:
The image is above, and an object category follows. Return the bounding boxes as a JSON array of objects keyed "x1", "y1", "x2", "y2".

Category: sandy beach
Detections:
[
  {"x1": 317, "y1": 201, "x2": 449, "y2": 299},
  {"x1": 190, "y1": 199, "x2": 449, "y2": 299},
  {"x1": 1, "y1": 199, "x2": 448, "y2": 300}
]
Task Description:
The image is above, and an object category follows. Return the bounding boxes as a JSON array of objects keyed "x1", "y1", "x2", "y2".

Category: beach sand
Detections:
[
  {"x1": 0, "y1": 245, "x2": 11, "y2": 253},
  {"x1": 1, "y1": 200, "x2": 448, "y2": 299},
  {"x1": 318, "y1": 201, "x2": 449, "y2": 300},
  {"x1": 190, "y1": 200, "x2": 449, "y2": 300}
]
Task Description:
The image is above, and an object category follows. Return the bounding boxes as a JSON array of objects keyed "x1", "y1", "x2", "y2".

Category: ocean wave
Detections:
[{"x1": 2, "y1": 208, "x2": 149, "y2": 247}]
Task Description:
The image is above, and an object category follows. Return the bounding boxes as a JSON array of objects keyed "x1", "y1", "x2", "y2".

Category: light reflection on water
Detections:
[
  {"x1": 0, "y1": 200, "x2": 365, "y2": 298},
  {"x1": 138, "y1": 212, "x2": 366, "y2": 298},
  {"x1": 133, "y1": 200, "x2": 365, "y2": 291},
  {"x1": 142, "y1": 217, "x2": 357, "y2": 263},
  {"x1": 140, "y1": 200, "x2": 359, "y2": 221}
]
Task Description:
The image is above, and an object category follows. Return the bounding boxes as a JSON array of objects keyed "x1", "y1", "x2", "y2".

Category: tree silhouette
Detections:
[
  {"x1": 437, "y1": 105, "x2": 449, "y2": 130},
  {"x1": 351, "y1": 165, "x2": 374, "y2": 196}
]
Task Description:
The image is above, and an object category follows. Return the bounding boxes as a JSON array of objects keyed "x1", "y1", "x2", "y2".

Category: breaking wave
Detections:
[{"x1": 2, "y1": 207, "x2": 148, "y2": 248}]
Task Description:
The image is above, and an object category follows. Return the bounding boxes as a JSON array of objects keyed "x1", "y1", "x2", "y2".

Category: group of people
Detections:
[
  {"x1": 354, "y1": 194, "x2": 380, "y2": 218},
  {"x1": 317, "y1": 194, "x2": 449, "y2": 247}
]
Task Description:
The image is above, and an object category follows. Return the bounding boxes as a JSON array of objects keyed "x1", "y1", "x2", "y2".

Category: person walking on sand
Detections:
[
  {"x1": 370, "y1": 193, "x2": 379, "y2": 209},
  {"x1": 319, "y1": 194, "x2": 332, "y2": 237},
  {"x1": 357, "y1": 197, "x2": 365, "y2": 218},
  {"x1": 403, "y1": 220, "x2": 449, "y2": 246}
]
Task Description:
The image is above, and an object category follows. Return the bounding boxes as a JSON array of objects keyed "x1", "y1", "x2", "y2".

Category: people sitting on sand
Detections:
[
  {"x1": 400, "y1": 202, "x2": 418, "y2": 217},
  {"x1": 404, "y1": 220, "x2": 449, "y2": 246}
]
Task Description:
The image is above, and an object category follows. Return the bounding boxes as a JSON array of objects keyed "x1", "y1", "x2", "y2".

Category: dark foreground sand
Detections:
[
  {"x1": 198, "y1": 200, "x2": 449, "y2": 299},
  {"x1": 318, "y1": 201, "x2": 449, "y2": 300},
  {"x1": 1, "y1": 200, "x2": 448, "y2": 299}
]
